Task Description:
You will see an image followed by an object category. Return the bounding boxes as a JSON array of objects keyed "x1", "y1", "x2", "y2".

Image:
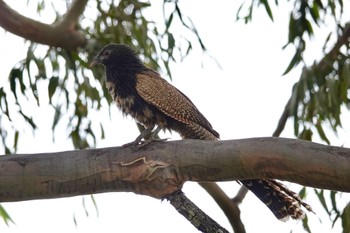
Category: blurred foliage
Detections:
[
  {"x1": 237, "y1": 1, "x2": 350, "y2": 232},
  {"x1": 0, "y1": 0, "x2": 205, "y2": 152}
]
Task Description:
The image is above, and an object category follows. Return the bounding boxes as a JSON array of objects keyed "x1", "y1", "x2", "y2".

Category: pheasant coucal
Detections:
[{"x1": 90, "y1": 43, "x2": 313, "y2": 220}]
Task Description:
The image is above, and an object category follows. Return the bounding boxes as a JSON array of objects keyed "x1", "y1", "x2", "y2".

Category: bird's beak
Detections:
[{"x1": 90, "y1": 57, "x2": 99, "y2": 68}]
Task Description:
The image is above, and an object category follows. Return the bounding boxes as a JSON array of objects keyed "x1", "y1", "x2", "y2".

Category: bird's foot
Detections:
[
  {"x1": 122, "y1": 126, "x2": 167, "y2": 148},
  {"x1": 122, "y1": 137, "x2": 168, "y2": 148},
  {"x1": 137, "y1": 137, "x2": 168, "y2": 148}
]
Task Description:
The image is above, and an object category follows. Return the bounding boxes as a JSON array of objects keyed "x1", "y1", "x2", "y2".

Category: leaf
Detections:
[
  {"x1": 48, "y1": 76, "x2": 59, "y2": 104},
  {"x1": 18, "y1": 110, "x2": 37, "y2": 130},
  {"x1": 9, "y1": 68, "x2": 23, "y2": 102},
  {"x1": 168, "y1": 32, "x2": 175, "y2": 51},
  {"x1": 299, "y1": 187, "x2": 306, "y2": 199},
  {"x1": 315, "y1": 122, "x2": 330, "y2": 145},
  {"x1": 165, "y1": 12, "x2": 173, "y2": 31},
  {"x1": 13, "y1": 131, "x2": 19, "y2": 152},
  {"x1": 0, "y1": 204, "x2": 15, "y2": 226},
  {"x1": 299, "y1": 127, "x2": 313, "y2": 141},
  {"x1": 282, "y1": 45, "x2": 303, "y2": 75},
  {"x1": 302, "y1": 215, "x2": 312, "y2": 233},
  {"x1": 100, "y1": 123, "x2": 105, "y2": 139},
  {"x1": 322, "y1": 32, "x2": 333, "y2": 52},
  {"x1": 90, "y1": 195, "x2": 99, "y2": 217},
  {"x1": 330, "y1": 191, "x2": 341, "y2": 227},
  {"x1": 260, "y1": 0, "x2": 274, "y2": 21},
  {"x1": 314, "y1": 189, "x2": 330, "y2": 215},
  {"x1": 342, "y1": 203, "x2": 350, "y2": 233},
  {"x1": 0, "y1": 88, "x2": 10, "y2": 119},
  {"x1": 52, "y1": 105, "x2": 62, "y2": 131},
  {"x1": 310, "y1": 2, "x2": 320, "y2": 25}
]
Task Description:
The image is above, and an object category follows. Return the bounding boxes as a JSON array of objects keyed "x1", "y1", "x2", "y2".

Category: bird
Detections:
[{"x1": 90, "y1": 43, "x2": 313, "y2": 220}]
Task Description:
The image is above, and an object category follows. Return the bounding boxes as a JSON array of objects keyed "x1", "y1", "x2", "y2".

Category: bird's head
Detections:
[{"x1": 90, "y1": 43, "x2": 143, "y2": 69}]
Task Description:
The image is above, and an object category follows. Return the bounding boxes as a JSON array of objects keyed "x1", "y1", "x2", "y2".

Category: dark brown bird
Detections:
[{"x1": 90, "y1": 43, "x2": 313, "y2": 220}]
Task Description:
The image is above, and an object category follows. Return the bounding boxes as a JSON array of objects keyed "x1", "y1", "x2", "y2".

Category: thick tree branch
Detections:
[
  {"x1": 0, "y1": 138, "x2": 348, "y2": 203},
  {"x1": 0, "y1": 0, "x2": 87, "y2": 50}
]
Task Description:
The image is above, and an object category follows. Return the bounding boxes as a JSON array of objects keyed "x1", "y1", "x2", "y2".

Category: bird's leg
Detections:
[
  {"x1": 123, "y1": 126, "x2": 168, "y2": 148},
  {"x1": 137, "y1": 125, "x2": 168, "y2": 148},
  {"x1": 122, "y1": 126, "x2": 154, "y2": 147}
]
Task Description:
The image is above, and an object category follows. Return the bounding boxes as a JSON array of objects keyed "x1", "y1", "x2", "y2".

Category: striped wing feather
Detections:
[{"x1": 135, "y1": 70, "x2": 218, "y2": 137}]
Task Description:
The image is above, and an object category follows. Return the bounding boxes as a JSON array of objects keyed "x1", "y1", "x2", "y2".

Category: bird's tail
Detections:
[{"x1": 240, "y1": 179, "x2": 314, "y2": 221}]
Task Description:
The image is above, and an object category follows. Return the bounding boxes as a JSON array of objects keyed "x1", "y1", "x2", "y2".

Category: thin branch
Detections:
[
  {"x1": 272, "y1": 22, "x2": 350, "y2": 137},
  {"x1": 272, "y1": 98, "x2": 291, "y2": 137},
  {"x1": 199, "y1": 182, "x2": 245, "y2": 233},
  {"x1": 231, "y1": 186, "x2": 248, "y2": 205},
  {"x1": 0, "y1": 138, "x2": 349, "y2": 203},
  {"x1": 0, "y1": 0, "x2": 87, "y2": 50},
  {"x1": 166, "y1": 190, "x2": 229, "y2": 233},
  {"x1": 56, "y1": 0, "x2": 88, "y2": 28}
]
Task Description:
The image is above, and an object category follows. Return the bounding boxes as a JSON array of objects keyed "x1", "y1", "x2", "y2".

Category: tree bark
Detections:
[
  {"x1": 0, "y1": 0, "x2": 87, "y2": 50},
  {"x1": 0, "y1": 138, "x2": 349, "y2": 203}
]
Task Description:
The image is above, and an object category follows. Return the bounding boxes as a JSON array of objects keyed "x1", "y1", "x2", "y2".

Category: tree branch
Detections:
[
  {"x1": 56, "y1": 0, "x2": 88, "y2": 29},
  {"x1": 231, "y1": 186, "x2": 249, "y2": 205},
  {"x1": 166, "y1": 190, "x2": 230, "y2": 233},
  {"x1": 199, "y1": 182, "x2": 245, "y2": 233},
  {"x1": 0, "y1": 0, "x2": 87, "y2": 50},
  {"x1": 0, "y1": 138, "x2": 348, "y2": 203}
]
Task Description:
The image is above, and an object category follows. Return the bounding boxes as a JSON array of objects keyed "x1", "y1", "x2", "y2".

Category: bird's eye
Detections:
[{"x1": 103, "y1": 50, "x2": 111, "y2": 57}]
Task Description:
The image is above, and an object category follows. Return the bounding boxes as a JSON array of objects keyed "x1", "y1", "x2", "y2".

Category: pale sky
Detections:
[{"x1": 0, "y1": 1, "x2": 349, "y2": 233}]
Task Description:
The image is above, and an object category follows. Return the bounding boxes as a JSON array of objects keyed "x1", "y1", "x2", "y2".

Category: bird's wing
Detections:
[{"x1": 135, "y1": 70, "x2": 219, "y2": 137}]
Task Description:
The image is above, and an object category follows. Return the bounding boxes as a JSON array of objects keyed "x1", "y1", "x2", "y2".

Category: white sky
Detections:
[{"x1": 0, "y1": 0, "x2": 349, "y2": 233}]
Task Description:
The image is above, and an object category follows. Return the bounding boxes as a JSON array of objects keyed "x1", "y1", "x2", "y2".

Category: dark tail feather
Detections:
[{"x1": 240, "y1": 179, "x2": 314, "y2": 221}]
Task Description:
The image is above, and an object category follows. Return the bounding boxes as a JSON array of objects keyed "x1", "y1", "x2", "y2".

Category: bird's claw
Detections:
[{"x1": 122, "y1": 137, "x2": 168, "y2": 148}]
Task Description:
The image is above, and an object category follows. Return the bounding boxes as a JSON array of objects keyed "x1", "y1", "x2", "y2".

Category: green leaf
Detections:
[
  {"x1": 13, "y1": 130, "x2": 19, "y2": 152},
  {"x1": 299, "y1": 127, "x2": 313, "y2": 141},
  {"x1": 0, "y1": 204, "x2": 14, "y2": 226},
  {"x1": 0, "y1": 87, "x2": 10, "y2": 119},
  {"x1": 330, "y1": 191, "x2": 341, "y2": 227},
  {"x1": 282, "y1": 46, "x2": 303, "y2": 75},
  {"x1": 168, "y1": 32, "x2": 175, "y2": 51},
  {"x1": 52, "y1": 105, "x2": 62, "y2": 131},
  {"x1": 48, "y1": 76, "x2": 59, "y2": 104},
  {"x1": 299, "y1": 187, "x2": 306, "y2": 199},
  {"x1": 100, "y1": 123, "x2": 105, "y2": 139},
  {"x1": 165, "y1": 12, "x2": 173, "y2": 31},
  {"x1": 90, "y1": 195, "x2": 99, "y2": 217},
  {"x1": 260, "y1": 0, "x2": 274, "y2": 21},
  {"x1": 342, "y1": 203, "x2": 350, "y2": 233},
  {"x1": 310, "y1": 2, "x2": 320, "y2": 25},
  {"x1": 315, "y1": 122, "x2": 330, "y2": 144},
  {"x1": 19, "y1": 110, "x2": 37, "y2": 130},
  {"x1": 314, "y1": 189, "x2": 330, "y2": 215},
  {"x1": 9, "y1": 68, "x2": 24, "y2": 102},
  {"x1": 302, "y1": 215, "x2": 311, "y2": 233}
]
